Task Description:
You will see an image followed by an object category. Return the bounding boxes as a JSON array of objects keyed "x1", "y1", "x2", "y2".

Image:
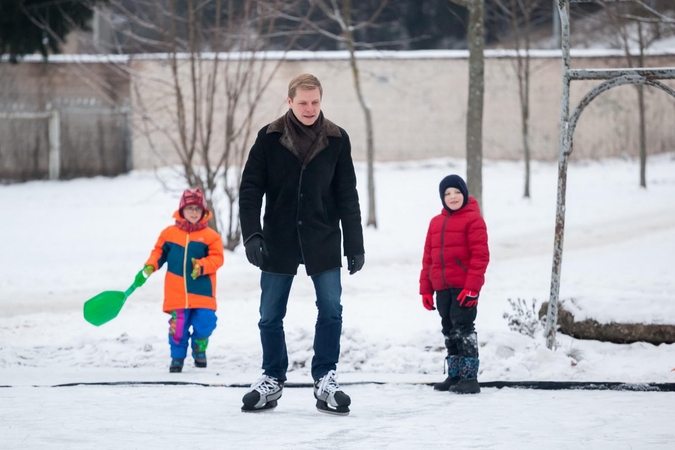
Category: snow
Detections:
[
  {"x1": 2, "y1": 384, "x2": 673, "y2": 449},
  {"x1": 2, "y1": 154, "x2": 675, "y2": 448},
  {"x1": 653, "y1": 35, "x2": 675, "y2": 51},
  {"x1": 7, "y1": 46, "x2": 675, "y2": 65}
]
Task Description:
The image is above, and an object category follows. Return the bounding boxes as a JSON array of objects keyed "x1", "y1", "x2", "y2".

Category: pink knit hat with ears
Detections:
[{"x1": 179, "y1": 188, "x2": 207, "y2": 215}]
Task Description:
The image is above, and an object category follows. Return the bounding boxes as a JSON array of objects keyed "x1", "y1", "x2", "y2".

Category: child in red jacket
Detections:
[
  {"x1": 142, "y1": 188, "x2": 224, "y2": 373},
  {"x1": 419, "y1": 175, "x2": 489, "y2": 394}
]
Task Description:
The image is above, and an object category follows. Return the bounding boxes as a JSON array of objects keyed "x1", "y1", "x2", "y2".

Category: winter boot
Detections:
[
  {"x1": 434, "y1": 356, "x2": 461, "y2": 391},
  {"x1": 241, "y1": 375, "x2": 284, "y2": 412},
  {"x1": 169, "y1": 358, "x2": 184, "y2": 373},
  {"x1": 192, "y1": 338, "x2": 208, "y2": 368},
  {"x1": 449, "y1": 357, "x2": 480, "y2": 394},
  {"x1": 314, "y1": 370, "x2": 351, "y2": 416}
]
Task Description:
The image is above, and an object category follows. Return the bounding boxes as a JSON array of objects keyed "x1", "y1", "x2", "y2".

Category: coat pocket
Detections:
[{"x1": 455, "y1": 257, "x2": 468, "y2": 272}]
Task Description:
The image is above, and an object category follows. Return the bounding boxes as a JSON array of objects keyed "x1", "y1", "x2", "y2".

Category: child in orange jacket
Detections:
[{"x1": 143, "y1": 188, "x2": 224, "y2": 373}]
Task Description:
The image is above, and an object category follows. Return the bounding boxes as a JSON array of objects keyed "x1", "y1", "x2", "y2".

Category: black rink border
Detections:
[{"x1": 24, "y1": 381, "x2": 675, "y2": 392}]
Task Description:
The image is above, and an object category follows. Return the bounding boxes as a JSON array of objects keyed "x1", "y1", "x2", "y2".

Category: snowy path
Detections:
[{"x1": 2, "y1": 384, "x2": 673, "y2": 450}]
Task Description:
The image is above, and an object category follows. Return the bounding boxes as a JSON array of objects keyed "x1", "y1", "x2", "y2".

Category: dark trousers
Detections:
[
  {"x1": 258, "y1": 268, "x2": 342, "y2": 382},
  {"x1": 436, "y1": 288, "x2": 479, "y2": 358}
]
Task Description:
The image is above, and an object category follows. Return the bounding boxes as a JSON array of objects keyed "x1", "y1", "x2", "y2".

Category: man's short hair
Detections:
[{"x1": 288, "y1": 74, "x2": 323, "y2": 100}]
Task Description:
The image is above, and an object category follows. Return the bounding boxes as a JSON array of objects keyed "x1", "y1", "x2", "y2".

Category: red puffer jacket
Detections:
[{"x1": 419, "y1": 197, "x2": 490, "y2": 295}]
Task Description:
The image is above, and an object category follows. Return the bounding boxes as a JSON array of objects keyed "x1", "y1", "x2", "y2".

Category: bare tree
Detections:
[
  {"x1": 303, "y1": 0, "x2": 391, "y2": 229},
  {"x1": 492, "y1": 0, "x2": 546, "y2": 198},
  {"x1": 599, "y1": 0, "x2": 675, "y2": 189},
  {"x1": 216, "y1": 1, "x2": 310, "y2": 249},
  {"x1": 450, "y1": 0, "x2": 485, "y2": 210},
  {"x1": 102, "y1": 0, "x2": 308, "y2": 249}
]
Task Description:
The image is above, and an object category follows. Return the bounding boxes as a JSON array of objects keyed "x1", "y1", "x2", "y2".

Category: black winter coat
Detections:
[{"x1": 239, "y1": 114, "x2": 364, "y2": 276}]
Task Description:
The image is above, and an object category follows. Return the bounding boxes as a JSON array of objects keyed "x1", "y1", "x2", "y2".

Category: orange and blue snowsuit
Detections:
[{"x1": 145, "y1": 210, "x2": 224, "y2": 359}]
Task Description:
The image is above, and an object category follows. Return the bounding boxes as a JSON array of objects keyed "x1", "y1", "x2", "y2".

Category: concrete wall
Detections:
[
  {"x1": 3, "y1": 51, "x2": 674, "y2": 177},
  {"x1": 128, "y1": 51, "x2": 675, "y2": 169}
]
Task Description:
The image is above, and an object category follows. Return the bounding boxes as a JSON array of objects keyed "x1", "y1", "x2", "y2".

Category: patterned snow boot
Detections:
[
  {"x1": 169, "y1": 358, "x2": 184, "y2": 373},
  {"x1": 434, "y1": 355, "x2": 461, "y2": 391},
  {"x1": 449, "y1": 357, "x2": 480, "y2": 394},
  {"x1": 192, "y1": 338, "x2": 208, "y2": 368}
]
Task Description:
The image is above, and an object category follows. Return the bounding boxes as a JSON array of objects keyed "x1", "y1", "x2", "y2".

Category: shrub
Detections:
[{"x1": 503, "y1": 298, "x2": 542, "y2": 338}]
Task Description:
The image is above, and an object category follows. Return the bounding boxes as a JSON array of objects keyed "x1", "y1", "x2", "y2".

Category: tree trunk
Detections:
[
  {"x1": 343, "y1": 0, "x2": 377, "y2": 228},
  {"x1": 502, "y1": 0, "x2": 535, "y2": 197},
  {"x1": 638, "y1": 85, "x2": 647, "y2": 188},
  {"x1": 365, "y1": 104, "x2": 377, "y2": 228},
  {"x1": 637, "y1": 22, "x2": 647, "y2": 189},
  {"x1": 540, "y1": 301, "x2": 675, "y2": 345},
  {"x1": 522, "y1": 16, "x2": 532, "y2": 199},
  {"x1": 523, "y1": 96, "x2": 531, "y2": 198},
  {"x1": 465, "y1": 0, "x2": 485, "y2": 210}
]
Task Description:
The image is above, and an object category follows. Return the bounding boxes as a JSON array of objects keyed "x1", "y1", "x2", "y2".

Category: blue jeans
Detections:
[{"x1": 258, "y1": 269, "x2": 342, "y2": 382}]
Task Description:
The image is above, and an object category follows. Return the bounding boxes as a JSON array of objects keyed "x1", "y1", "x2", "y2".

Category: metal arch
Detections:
[
  {"x1": 545, "y1": 0, "x2": 675, "y2": 349},
  {"x1": 565, "y1": 76, "x2": 675, "y2": 157}
]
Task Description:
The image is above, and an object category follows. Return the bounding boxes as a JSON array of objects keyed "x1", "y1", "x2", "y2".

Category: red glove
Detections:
[
  {"x1": 457, "y1": 289, "x2": 479, "y2": 307},
  {"x1": 422, "y1": 294, "x2": 435, "y2": 311}
]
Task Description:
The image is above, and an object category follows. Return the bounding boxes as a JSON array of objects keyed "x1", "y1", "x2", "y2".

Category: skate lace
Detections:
[
  {"x1": 316, "y1": 370, "x2": 340, "y2": 395},
  {"x1": 248, "y1": 375, "x2": 280, "y2": 395}
]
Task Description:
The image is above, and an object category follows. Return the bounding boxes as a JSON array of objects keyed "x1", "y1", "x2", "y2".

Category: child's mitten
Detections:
[
  {"x1": 422, "y1": 294, "x2": 436, "y2": 311},
  {"x1": 134, "y1": 265, "x2": 154, "y2": 286},
  {"x1": 457, "y1": 289, "x2": 479, "y2": 307},
  {"x1": 191, "y1": 258, "x2": 201, "y2": 280}
]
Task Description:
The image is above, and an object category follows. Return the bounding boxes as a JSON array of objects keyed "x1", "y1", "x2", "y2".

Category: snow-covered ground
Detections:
[
  {"x1": 3, "y1": 383, "x2": 673, "y2": 450},
  {"x1": 2, "y1": 154, "x2": 675, "y2": 448}
]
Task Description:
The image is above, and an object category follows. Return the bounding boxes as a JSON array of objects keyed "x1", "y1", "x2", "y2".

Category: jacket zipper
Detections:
[
  {"x1": 296, "y1": 167, "x2": 307, "y2": 263},
  {"x1": 183, "y1": 232, "x2": 190, "y2": 308},
  {"x1": 440, "y1": 215, "x2": 450, "y2": 288}
]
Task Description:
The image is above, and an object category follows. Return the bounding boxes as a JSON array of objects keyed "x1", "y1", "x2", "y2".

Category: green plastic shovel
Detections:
[{"x1": 83, "y1": 269, "x2": 148, "y2": 326}]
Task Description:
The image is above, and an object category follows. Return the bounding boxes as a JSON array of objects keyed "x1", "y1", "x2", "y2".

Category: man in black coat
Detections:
[{"x1": 239, "y1": 74, "x2": 364, "y2": 416}]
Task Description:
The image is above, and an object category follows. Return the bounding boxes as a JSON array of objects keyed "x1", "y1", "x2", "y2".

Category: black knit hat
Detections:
[{"x1": 439, "y1": 174, "x2": 469, "y2": 210}]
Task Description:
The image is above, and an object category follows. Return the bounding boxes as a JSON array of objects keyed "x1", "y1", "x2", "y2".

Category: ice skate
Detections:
[
  {"x1": 314, "y1": 370, "x2": 350, "y2": 416},
  {"x1": 241, "y1": 375, "x2": 284, "y2": 412}
]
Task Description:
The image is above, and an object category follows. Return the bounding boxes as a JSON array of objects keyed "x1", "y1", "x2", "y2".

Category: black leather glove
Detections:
[
  {"x1": 347, "y1": 254, "x2": 365, "y2": 275},
  {"x1": 244, "y1": 235, "x2": 267, "y2": 267}
]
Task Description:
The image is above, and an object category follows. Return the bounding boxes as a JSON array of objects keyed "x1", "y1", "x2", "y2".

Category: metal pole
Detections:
[{"x1": 545, "y1": 0, "x2": 571, "y2": 349}]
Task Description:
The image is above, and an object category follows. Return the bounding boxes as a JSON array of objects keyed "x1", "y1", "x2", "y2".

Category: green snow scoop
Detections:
[{"x1": 83, "y1": 269, "x2": 149, "y2": 326}]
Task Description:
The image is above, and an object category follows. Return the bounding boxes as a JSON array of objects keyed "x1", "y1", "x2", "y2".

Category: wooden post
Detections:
[{"x1": 48, "y1": 109, "x2": 61, "y2": 181}]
